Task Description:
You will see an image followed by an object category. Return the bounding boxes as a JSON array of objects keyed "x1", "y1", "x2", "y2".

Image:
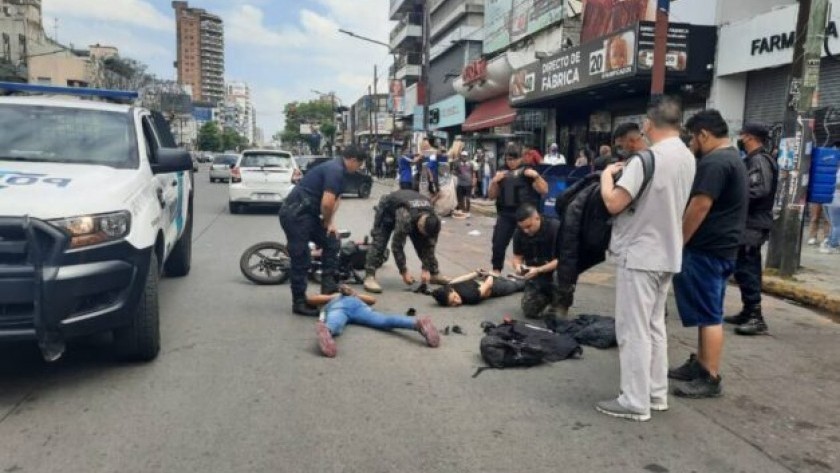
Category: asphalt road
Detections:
[{"x1": 1, "y1": 167, "x2": 838, "y2": 473}]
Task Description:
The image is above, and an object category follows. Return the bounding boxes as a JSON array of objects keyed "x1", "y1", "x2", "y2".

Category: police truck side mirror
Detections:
[{"x1": 151, "y1": 148, "x2": 193, "y2": 174}]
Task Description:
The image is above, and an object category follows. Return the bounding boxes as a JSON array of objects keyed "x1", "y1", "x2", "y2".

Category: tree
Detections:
[
  {"x1": 197, "y1": 122, "x2": 221, "y2": 151},
  {"x1": 282, "y1": 100, "x2": 335, "y2": 146},
  {"x1": 98, "y1": 56, "x2": 157, "y2": 91},
  {"x1": 221, "y1": 128, "x2": 248, "y2": 152}
]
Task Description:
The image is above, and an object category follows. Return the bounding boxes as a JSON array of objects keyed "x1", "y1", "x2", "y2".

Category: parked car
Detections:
[
  {"x1": 294, "y1": 155, "x2": 373, "y2": 198},
  {"x1": 228, "y1": 149, "x2": 301, "y2": 214},
  {"x1": 191, "y1": 152, "x2": 199, "y2": 172},
  {"x1": 210, "y1": 153, "x2": 238, "y2": 182}
]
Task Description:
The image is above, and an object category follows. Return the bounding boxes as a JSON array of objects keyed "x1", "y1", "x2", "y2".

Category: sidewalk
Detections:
[
  {"x1": 763, "y1": 244, "x2": 840, "y2": 316},
  {"x1": 467, "y1": 199, "x2": 840, "y2": 316}
]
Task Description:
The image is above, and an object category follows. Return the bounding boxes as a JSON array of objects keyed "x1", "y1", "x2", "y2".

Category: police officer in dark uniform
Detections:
[
  {"x1": 362, "y1": 189, "x2": 449, "y2": 293},
  {"x1": 280, "y1": 146, "x2": 367, "y2": 316},
  {"x1": 724, "y1": 123, "x2": 779, "y2": 335},
  {"x1": 511, "y1": 204, "x2": 561, "y2": 319},
  {"x1": 487, "y1": 144, "x2": 549, "y2": 274}
]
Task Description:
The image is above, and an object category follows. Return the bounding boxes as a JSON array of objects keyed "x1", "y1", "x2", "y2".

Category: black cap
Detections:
[{"x1": 740, "y1": 123, "x2": 770, "y2": 142}]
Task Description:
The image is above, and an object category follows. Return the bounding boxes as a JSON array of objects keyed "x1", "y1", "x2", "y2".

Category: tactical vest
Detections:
[
  {"x1": 497, "y1": 167, "x2": 540, "y2": 213},
  {"x1": 746, "y1": 151, "x2": 779, "y2": 231}
]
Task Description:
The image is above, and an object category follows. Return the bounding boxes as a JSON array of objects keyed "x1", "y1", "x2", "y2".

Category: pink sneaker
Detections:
[
  {"x1": 417, "y1": 317, "x2": 440, "y2": 348},
  {"x1": 316, "y1": 321, "x2": 337, "y2": 357}
]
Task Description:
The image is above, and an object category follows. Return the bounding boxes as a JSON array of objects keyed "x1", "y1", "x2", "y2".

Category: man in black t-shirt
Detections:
[
  {"x1": 669, "y1": 110, "x2": 748, "y2": 399},
  {"x1": 430, "y1": 270, "x2": 525, "y2": 307},
  {"x1": 511, "y1": 204, "x2": 560, "y2": 320}
]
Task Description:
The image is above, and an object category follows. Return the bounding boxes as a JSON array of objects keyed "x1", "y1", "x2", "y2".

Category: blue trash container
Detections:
[
  {"x1": 537, "y1": 164, "x2": 573, "y2": 217},
  {"x1": 808, "y1": 147, "x2": 840, "y2": 204}
]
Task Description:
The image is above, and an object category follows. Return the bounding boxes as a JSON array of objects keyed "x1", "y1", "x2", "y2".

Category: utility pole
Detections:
[
  {"x1": 765, "y1": 0, "x2": 829, "y2": 276},
  {"x1": 650, "y1": 0, "x2": 669, "y2": 96},
  {"x1": 368, "y1": 84, "x2": 374, "y2": 158},
  {"x1": 422, "y1": 0, "x2": 431, "y2": 137},
  {"x1": 373, "y1": 65, "x2": 379, "y2": 163}
]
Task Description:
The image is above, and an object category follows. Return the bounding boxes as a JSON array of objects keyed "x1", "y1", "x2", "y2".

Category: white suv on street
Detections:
[
  {"x1": 228, "y1": 149, "x2": 300, "y2": 214},
  {"x1": 0, "y1": 83, "x2": 193, "y2": 362}
]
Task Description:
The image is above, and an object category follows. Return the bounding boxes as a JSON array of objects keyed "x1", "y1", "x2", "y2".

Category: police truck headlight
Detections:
[{"x1": 49, "y1": 211, "x2": 132, "y2": 248}]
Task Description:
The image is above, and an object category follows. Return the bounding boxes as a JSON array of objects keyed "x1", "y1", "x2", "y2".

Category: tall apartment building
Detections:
[{"x1": 172, "y1": 1, "x2": 224, "y2": 104}]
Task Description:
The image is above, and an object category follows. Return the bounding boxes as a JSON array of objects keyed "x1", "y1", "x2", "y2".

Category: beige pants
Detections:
[{"x1": 615, "y1": 266, "x2": 673, "y2": 414}]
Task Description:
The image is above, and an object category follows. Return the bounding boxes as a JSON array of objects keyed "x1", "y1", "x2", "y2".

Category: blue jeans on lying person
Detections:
[{"x1": 323, "y1": 295, "x2": 416, "y2": 336}]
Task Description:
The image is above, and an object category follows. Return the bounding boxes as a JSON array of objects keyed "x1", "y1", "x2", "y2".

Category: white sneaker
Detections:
[
  {"x1": 650, "y1": 397, "x2": 669, "y2": 412},
  {"x1": 807, "y1": 237, "x2": 818, "y2": 245}
]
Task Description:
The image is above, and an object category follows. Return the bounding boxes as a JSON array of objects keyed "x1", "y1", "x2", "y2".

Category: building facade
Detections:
[
  {"x1": 173, "y1": 1, "x2": 225, "y2": 104},
  {"x1": 711, "y1": 0, "x2": 840, "y2": 146},
  {"x1": 223, "y1": 80, "x2": 256, "y2": 144}
]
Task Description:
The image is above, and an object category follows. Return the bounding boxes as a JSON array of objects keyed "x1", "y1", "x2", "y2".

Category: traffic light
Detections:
[{"x1": 429, "y1": 108, "x2": 440, "y2": 125}]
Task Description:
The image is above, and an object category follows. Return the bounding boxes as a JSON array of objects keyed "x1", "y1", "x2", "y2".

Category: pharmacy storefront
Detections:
[{"x1": 713, "y1": 0, "x2": 840, "y2": 144}]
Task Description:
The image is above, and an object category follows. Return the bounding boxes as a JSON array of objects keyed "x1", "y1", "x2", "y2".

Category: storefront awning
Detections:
[{"x1": 462, "y1": 96, "x2": 517, "y2": 132}]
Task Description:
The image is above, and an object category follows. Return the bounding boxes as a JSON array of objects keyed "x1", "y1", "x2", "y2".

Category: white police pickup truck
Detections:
[{"x1": 0, "y1": 83, "x2": 193, "y2": 362}]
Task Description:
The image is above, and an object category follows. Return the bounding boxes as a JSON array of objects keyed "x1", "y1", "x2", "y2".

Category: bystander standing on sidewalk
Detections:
[
  {"x1": 725, "y1": 124, "x2": 778, "y2": 336},
  {"x1": 807, "y1": 203, "x2": 830, "y2": 246},
  {"x1": 669, "y1": 110, "x2": 748, "y2": 399},
  {"x1": 454, "y1": 150, "x2": 476, "y2": 217},
  {"x1": 595, "y1": 97, "x2": 696, "y2": 422},
  {"x1": 544, "y1": 143, "x2": 566, "y2": 165},
  {"x1": 821, "y1": 167, "x2": 840, "y2": 254}
]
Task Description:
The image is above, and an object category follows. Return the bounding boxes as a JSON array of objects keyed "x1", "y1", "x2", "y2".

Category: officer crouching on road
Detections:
[
  {"x1": 363, "y1": 189, "x2": 450, "y2": 293},
  {"x1": 725, "y1": 123, "x2": 779, "y2": 335},
  {"x1": 511, "y1": 204, "x2": 561, "y2": 320},
  {"x1": 280, "y1": 146, "x2": 367, "y2": 316},
  {"x1": 487, "y1": 144, "x2": 549, "y2": 275}
]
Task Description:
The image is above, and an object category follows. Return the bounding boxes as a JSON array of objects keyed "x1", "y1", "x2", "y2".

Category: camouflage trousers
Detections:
[
  {"x1": 521, "y1": 278, "x2": 562, "y2": 320},
  {"x1": 365, "y1": 205, "x2": 395, "y2": 275}
]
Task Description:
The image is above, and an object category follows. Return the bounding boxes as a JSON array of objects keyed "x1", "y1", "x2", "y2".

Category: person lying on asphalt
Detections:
[
  {"x1": 430, "y1": 269, "x2": 526, "y2": 307},
  {"x1": 306, "y1": 285, "x2": 440, "y2": 358}
]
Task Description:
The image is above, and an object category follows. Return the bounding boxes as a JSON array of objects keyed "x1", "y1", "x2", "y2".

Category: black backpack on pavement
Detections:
[{"x1": 479, "y1": 320, "x2": 582, "y2": 369}]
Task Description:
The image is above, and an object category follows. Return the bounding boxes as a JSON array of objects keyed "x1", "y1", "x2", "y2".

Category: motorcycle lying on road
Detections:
[{"x1": 239, "y1": 231, "x2": 387, "y2": 285}]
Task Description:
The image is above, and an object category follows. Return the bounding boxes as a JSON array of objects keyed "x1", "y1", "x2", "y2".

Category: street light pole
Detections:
[{"x1": 338, "y1": 27, "x2": 400, "y2": 157}]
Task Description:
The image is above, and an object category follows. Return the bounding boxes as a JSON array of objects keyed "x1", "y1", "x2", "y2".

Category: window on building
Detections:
[
  {"x1": 18, "y1": 35, "x2": 26, "y2": 65},
  {"x1": 1, "y1": 33, "x2": 10, "y2": 63}
]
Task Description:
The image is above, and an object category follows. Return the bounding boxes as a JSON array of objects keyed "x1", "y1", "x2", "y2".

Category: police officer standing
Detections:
[
  {"x1": 280, "y1": 146, "x2": 367, "y2": 316},
  {"x1": 363, "y1": 189, "x2": 449, "y2": 293},
  {"x1": 725, "y1": 123, "x2": 779, "y2": 335},
  {"x1": 488, "y1": 144, "x2": 549, "y2": 275}
]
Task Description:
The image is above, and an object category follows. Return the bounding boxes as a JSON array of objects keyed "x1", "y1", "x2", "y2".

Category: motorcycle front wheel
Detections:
[{"x1": 240, "y1": 241, "x2": 291, "y2": 285}]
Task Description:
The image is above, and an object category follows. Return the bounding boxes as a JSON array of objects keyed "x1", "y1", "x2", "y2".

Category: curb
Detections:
[{"x1": 762, "y1": 275, "x2": 840, "y2": 315}]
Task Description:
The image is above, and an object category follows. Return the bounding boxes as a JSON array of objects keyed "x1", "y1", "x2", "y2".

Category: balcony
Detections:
[
  {"x1": 430, "y1": 25, "x2": 482, "y2": 61},
  {"x1": 389, "y1": 0, "x2": 417, "y2": 21},
  {"x1": 390, "y1": 52, "x2": 422, "y2": 81},
  {"x1": 389, "y1": 13, "x2": 422, "y2": 51},
  {"x1": 429, "y1": 0, "x2": 483, "y2": 40}
]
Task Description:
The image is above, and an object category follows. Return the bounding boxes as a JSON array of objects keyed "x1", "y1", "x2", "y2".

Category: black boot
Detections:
[
  {"x1": 292, "y1": 299, "x2": 319, "y2": 317},
  {"x1": 673, "y1": 363, "x2": 722, "y2": 398},
  {"x1": 723, "y1": 305, "x2": 758, "y2": 325},
  {"x1": 321, "y1": 274, "x2": 339, "y2": 295},
  {"x1": 735, "y1": 315, "x2": 769, "y2": 336}
]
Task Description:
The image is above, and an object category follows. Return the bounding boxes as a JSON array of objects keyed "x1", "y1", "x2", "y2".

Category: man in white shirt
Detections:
[
  {"x1": 595, "y1": 97, "x2": 697, "y2": 422},
  {"x1": 543, "y1": 143, "x2": 567, "y2": 166}
]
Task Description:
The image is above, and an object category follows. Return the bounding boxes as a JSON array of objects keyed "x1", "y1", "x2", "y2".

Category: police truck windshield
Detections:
[{"x1": 0, "y1": 105, "x2": 135, "y2": 168}]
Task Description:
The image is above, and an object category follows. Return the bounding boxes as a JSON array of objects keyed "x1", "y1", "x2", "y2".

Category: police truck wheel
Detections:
[
  {"x1": 358, "y1": 182, "x2": 372, "y2": 199},
  {"x1": 164, "y1": 207, "x2": 192, "y2": 277},
  {"x1": 114, "y1": 253, "x2": 161, "y2": 362},
  {"x1": 240, "y1": 242, "x2": 291, "y2": 285}
]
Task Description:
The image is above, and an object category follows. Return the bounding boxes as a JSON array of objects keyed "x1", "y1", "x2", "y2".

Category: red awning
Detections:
[{"x1": 462, "y1": 96, "x2": 517, "y2": 132}]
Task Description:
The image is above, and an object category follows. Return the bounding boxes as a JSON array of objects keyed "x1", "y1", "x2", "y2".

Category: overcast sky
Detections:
[{"x1": 42, "y1": 0, "x2": 716, "y2": 137}]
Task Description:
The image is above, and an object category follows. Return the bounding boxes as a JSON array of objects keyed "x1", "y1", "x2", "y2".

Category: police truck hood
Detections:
[{"x1": 0, "y1": 161, "x2": 142, "y2": 219}]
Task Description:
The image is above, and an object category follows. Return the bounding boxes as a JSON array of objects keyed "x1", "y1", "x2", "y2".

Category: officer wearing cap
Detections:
[
  {"x1": 724, "y1": 123, "x2": 779, "y2": 335},
  {"x1": 280, "y1": 145, "x2": 367, "y2": 316}
]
